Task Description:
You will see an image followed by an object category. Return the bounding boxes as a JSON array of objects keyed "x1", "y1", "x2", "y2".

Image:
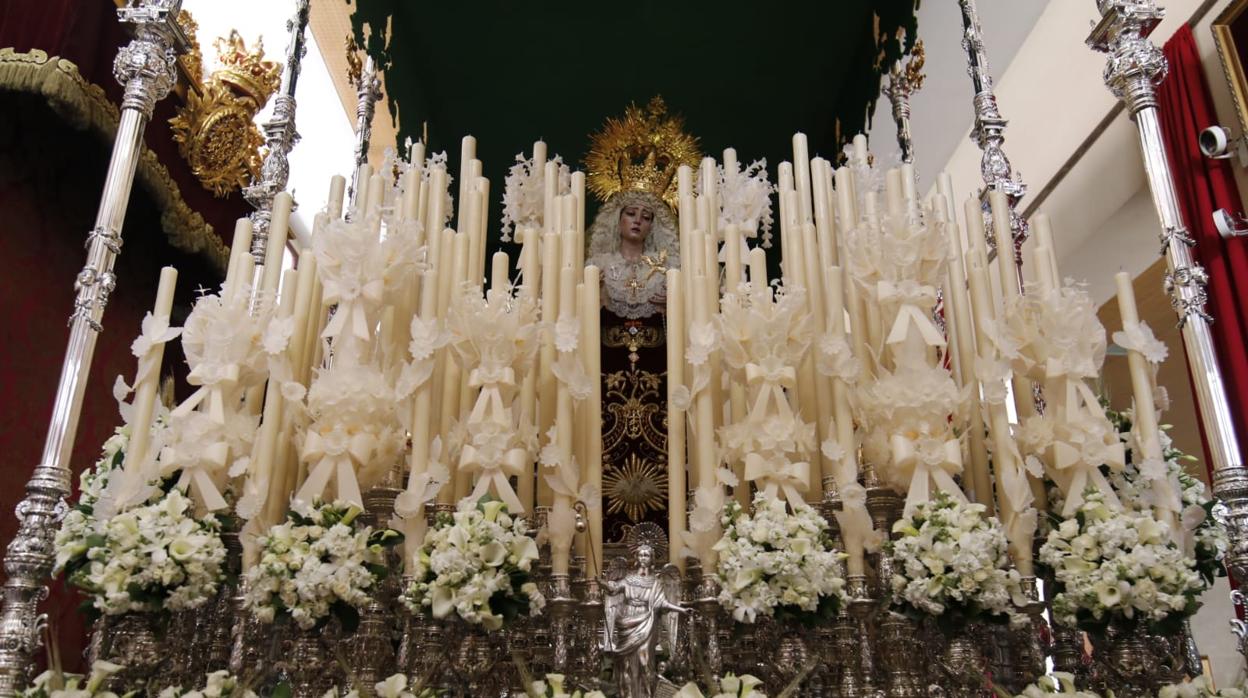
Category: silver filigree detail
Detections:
[
  {"x1": 113, "y1": 1, "x2": 188, "y2": 118},
  {"x1": 1163, "y1": 264, "x2": 1212, "y2": 327},
  {"x1": 1158, "y1": 224, "x2": 1196, "y2": 253},
  {"x1": 958, "y1": 0, "x2": 1030, "y2": 265},
  {"x1": 243, "y1": 0, "x2": 308, "y2": 261},
  {"x1": 349, "y1": 54, "x2": 384, "y2": 210}
]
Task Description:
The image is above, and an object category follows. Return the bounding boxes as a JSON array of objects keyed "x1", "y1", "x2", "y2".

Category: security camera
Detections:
[
  {"x1": 1213, "y1": 208, "x2": 1248, "y2": 239},
  {"x1": 1200, "y1": 126, "x2": 1233, "y2": 157},
  {"x1": 1199, "y1": 125, "x2": 1248, "y2": 165}
]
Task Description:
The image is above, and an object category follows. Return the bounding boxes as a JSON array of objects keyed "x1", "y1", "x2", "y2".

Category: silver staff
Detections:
[
  {"x1": 347, "y1": 46, "x2": 383, "y2": 214},
  {"x1": 882, "y1": 39, "x2": 925, "y2": 165},
  {"x1": 958, "y1": 0, "x2": 1029, "y2": 268},
  {"x1": 1088, "y1": 1, "x2": 1248, "y2": 580},
  {"x1": 0, "y1": 2, "x2": 188, "y2": 694},
  {"x1": 242, "y1": 0, "x2": 309, "y2": 262}
]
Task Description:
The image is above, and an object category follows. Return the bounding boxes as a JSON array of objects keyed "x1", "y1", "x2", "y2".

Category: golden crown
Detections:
[
  {"x1": 212, "y1": 30, "x2": 281, "y2": 108},
  {"x1": 585, "y1": 96, "x2": 701, "y2": 209}
]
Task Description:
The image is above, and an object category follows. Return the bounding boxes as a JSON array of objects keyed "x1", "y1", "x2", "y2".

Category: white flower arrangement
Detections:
[
  {"x1": 18, "y1": 661, "x2": 126, "y2": 698},
  {"x1": 54, "y1": 426, "x2": 130, "y2": 577},
  {"x1": 244, "y1": 499, "x2": 402, "y2": 630},
  {"x1": 713, "y1": 493, "x2": 848, "y2": 625},
  {"x1": 367, "y1": 673, "x2": 441, "y2": 698},
  {"x1": 674, "y1": 674, "x2": 767, "y2": 698},
  {"x1": 1039, "y1": 488, "x2": 1205, "y2": 633},
  {"x1": 888, "y1": 492, "x2": 1026, "y2": 628},
  {"x1": 1159, "y1": 677, "x2": 1247, "y2": 698},
  {"x1": 1013, "y1": 672, "x2": 1103, "y2": 697},
  {"x1": 527, "y1": 674, "x2": 604, "y2": 698},
  {"x1": 1104, "y1": 407, "x2": 1228, "y2": 586},
  {"x1": 403, "y1": 499, "x2": 544, "y2": 630},
  {"x1": 156, "y1": 670, "x2": 257, "y2": 698},
  {"x1": 64, "y1": 486, "x2": 226, "y2": 616}
]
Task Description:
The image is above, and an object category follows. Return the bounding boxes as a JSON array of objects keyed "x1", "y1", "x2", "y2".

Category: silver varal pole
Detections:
[
  {"x1": 882, "y1": 40, "x2": 924, "y2": 165},
  {"x1": 348, "y1": 54, "x2": 383, "y2": 213},
  {"x1": 958, "y1": 0, "x2": 1029, "y2": 266},
  {"x1": 1088, "y1": 1, "x2": 1248, "y2": 579},
  {"x1": 0, "y1": 1, "x2": 187, "y2": 694},
  {"x1": 243, "y1": 0, "x2": 309, "y2": 261}
]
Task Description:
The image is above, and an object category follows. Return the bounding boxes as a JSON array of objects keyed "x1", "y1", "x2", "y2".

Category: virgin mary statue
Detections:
[{"x1": 583, "y1": 98, "x2": 701, "y2": 543}]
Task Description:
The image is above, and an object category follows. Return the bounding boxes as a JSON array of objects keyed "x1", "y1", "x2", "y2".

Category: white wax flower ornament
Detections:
[
  {"x1": 716, "y1": 283, "x2": 815, "y2": 510},
  {"x1": 292, "y1": 362, "x2": 406, "y2": 511},
  {"x1": 500, "y1": 151, "x2": 570, "y2": 242},
  {"x1": 715, "y1": 158, "x2": 775, "y2": 246}
]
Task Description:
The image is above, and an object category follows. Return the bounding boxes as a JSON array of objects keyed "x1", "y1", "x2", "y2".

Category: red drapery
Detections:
[{"x1": 1157, "y1": 24, "x2": 1248, "y2": 476}]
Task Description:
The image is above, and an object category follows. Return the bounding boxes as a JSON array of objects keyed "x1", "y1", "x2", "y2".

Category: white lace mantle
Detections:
[{"x1": 592, "y1": 252, "x2": 668, "y2": 319}]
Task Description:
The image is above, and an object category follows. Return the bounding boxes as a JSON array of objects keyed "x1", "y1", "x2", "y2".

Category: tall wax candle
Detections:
[
  {"x1": 121, "y1": 266, "x2": 178, "y2": 481},
  {"x1": 583, "y1": 266, "x2": 603, "y2": 577},
  {"x1": 666, "y1": 268, "x2": 688, "y2": 569},
  {"x1": 792, "y1": 133, "x2": 813, "y2": 224},
  {"x1": 536, "y1": 231, "x2": 561, "y2": 507}
]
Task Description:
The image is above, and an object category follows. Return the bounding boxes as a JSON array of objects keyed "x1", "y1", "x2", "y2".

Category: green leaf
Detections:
[{"x1": 270, "y1": 681, "x2": 293, "y2": 698}]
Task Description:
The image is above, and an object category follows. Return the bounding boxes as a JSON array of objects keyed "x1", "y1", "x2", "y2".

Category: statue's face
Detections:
[
  {"x1": 618, "y1": 204, "x2": 655, "y2": 246},
  {"x1": 636, "y1": 545, "x2": 653, "y2": 568}
]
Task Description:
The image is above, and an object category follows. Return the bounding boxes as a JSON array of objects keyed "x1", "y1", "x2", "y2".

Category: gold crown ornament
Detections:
[
  {"x1": 170, "y1": 30, "x2": 281, "y2": 197},
  {"x1": 585, "y1": 96, "x2": 702, "y2": 209},
  {"x1": 212, "y1": 31, "x2": 282, "y2": 108}
]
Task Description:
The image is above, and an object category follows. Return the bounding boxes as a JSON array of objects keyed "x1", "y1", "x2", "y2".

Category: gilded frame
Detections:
[{"x1": 1212, "y1": 0, "x2": 1248, "y2": 138}]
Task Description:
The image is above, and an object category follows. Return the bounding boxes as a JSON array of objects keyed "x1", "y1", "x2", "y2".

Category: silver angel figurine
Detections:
[{"x1": 601, "y1": 524, "x2": 688, "y2": 698}]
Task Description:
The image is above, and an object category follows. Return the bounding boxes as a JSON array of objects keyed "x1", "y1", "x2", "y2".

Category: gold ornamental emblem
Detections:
[{"x1": 170, "y1": 30, "x2": 281, "y2": 197}]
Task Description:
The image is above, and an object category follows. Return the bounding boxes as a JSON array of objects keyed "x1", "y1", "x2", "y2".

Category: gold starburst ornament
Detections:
[
  {"x1": 584, "y1": 96, "x2": 701, "y2": 209},
  {"x1": 603, "y1": 453, "x2": 669, "y2": 523}
]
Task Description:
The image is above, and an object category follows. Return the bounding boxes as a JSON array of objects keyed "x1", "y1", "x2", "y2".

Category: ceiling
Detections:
[{"x1": 350, "y1": 0, "x2": 919, "y2": 219}]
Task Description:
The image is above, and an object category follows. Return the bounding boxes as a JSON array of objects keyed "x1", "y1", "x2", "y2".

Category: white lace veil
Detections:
[{"x1": 585, "y1": 190, "x2": 680, "y2": 268}]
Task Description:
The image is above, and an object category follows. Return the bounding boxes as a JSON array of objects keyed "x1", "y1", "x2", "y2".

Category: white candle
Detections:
[
  {"x1": 946, "y1": 220, "x2": 993, "y2": 514},
  {"x1": 327, "y1": 174, "x2": 347, "y2": 220},
  {"x1": 792, "y1": 133, "x2": 813, "y2": 225},
  {"x1": 583, "y1": 266, "x2": 603, "y2": 577},
  {"x1": 1114, "y1": 272, "x2": 1162, "y2": 460},
  {"x1": 456, "y1": 136, "x2": 476, "y2": 232},
  {"x1": 223, "y1": 219, "x2": 253, "y2": 302},
  {"x1": 536, "y1": 231, "x2": 561, "y2": 507},
  {"x1": 439, "y1": 232, "x2": 469, "y2": 504},
  {"x1": 121, "y1": 266, "x2": 178, "y2": 481},
  {"x1": 666, "y1": 269, "x2": 688, "y2": 569},
  {"x1": 261, "y1": 192, "x2": 293, "y2": 294},
  {"x1": 966, "y1": 251, "x2": 1033, "y2": 575}
]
